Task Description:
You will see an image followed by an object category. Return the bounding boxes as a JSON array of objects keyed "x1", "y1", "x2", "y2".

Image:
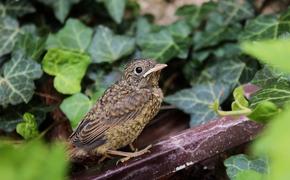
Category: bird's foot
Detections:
[
  {"x1": 106, "y1": 144, "x2": 152, "y2": 164},
  {"x1": 98, "y1": 154, "x2": 113, "y2": 164},
  {"x1": 129, "y1": 143, "x2": 138, "y2": 152}
]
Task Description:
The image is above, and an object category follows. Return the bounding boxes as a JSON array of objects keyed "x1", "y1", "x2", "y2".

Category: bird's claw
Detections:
[{"x1": 115, "y1": 145, "x2": 152, "y2": 165}]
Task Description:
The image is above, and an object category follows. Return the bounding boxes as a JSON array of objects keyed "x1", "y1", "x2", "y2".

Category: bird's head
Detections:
[{"x1": 123, "y1": 59, "x2": 167, "y2": 88}]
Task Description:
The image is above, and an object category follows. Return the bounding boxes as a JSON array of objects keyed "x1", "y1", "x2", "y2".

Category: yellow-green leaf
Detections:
[{"x1": 42, "y1": 48, "x2": 91, "y2": 94}]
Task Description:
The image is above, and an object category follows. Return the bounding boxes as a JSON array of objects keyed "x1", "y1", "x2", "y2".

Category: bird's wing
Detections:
[{"x1": 69, "y1": 87, "x2": 151, "y2": 150}]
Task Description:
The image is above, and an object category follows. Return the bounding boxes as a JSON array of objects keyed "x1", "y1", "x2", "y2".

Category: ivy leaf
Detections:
[
  {"x1": 0, "y1": 17, "x2": 22, "y2": 56},
  {"x1": 0, "y1": 0, "x2": 35, "y2": 17},
  {"x1": 218, "y1": 0, "x2": 254, "y2": 25},
  {"x1": 239, "y1": 57, "x2": 259, "y2": 84},
  {"x1": 172, "y1": 60, "x2": 245, "y2": 126},
  {"x1": 165, "y1": 82, "x2": 227, "y2": 126},
  {"x1": 0, "y1": 141, "x2": 68, "y2": 180},
  {"x1": 46, "y1": 19, "x2": 93, "y2": 52},
  {"x1": 248, "y1": 101, "x2": 280, "y2": 123},
  {"x1": 89, "y1": 26, "x2": 135, "y2": 63},
  {"x1": 240, "y1": 9, "x2": 290, "y2": 40},
  {"x1": 167, "y1": 20, "x2": 191, "y2": 59},
  {"x1": 0, "y1": 51, "x2": 42, "y2": 106},
  {"x1": 136, "y1": 17, "x2": 152, "y2": 38},
  {"x1": 236, "y1": 170, "x2": 264, "y2": 180},
  {"x1": 15, "y1": 33, "x2": 46, "y2": 61},
  {"x1": 192, "y1": 0, "x2": 253, "y2": 50},
  {"x1": 102, "y1": 0, "x2": 126, "y2": 24},
  {"x1": 252, "y1": 106, "x2": 290, "y2": 180},
  {"x1": 242, "y1": 40, "x2": 290, "y2": 74},
  {"x1": 0, "y1": 104, "x2": 51, "y2": 132},
  {"x1": 224, "y1": 154, "x2": 268, "y2": 180},
  {"x1": 60, "y1": 93, "x2": 93, "y2": 128},
  {"x1": 42, "y1": 48, "x2": 91, "y2": 94},
  {"x1": 137, "y1": 29, "x2": 179, "y2": 63},
  {"x1": 204, "y1": 59, "x2": 245, "y2": 84},
  {"x1": 250, "y1": 81, "x2": 290, "y2": 108},
  {"x1": 176, "y1": 2, "x2": 217, "y2": 28},
  {"x1": 37, "y1": 0, "x2": 80, "y2": 23},
  {"x1": 192, "y1": 43, "x2": 241, "y2": 63},
  {"x1": 193, "y1": 59, "x2": 246, "y2": 93},
  {"x1": 0, "y1": 113, "x2": 22, "y2": 133},
  {"x1": 167, "y1": 20, "x2": 191, "y2": 43},
  {"x1": 251, "y1": 66, "x2": 290, "y2": 88},
  {"x1": 193, "y1": 12, "x2": 242, "y2": 50},
  {"x1": 16, "y1": 113, "x2": 39, "y2": 140}
]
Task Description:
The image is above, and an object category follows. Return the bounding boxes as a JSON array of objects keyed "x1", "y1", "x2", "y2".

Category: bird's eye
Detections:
[{"x1": 134, "y1": 67, "x2": 143, "y2": 74}]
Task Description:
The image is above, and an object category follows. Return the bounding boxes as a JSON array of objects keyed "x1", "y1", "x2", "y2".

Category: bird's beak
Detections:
[{"x1": 143, "y1": 64, "x2": 167, "y2": 77}]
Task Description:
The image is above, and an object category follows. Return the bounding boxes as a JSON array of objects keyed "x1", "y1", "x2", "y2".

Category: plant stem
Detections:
[{"x1": 216, "y1": 108, "x2": 252, "y2": 116}]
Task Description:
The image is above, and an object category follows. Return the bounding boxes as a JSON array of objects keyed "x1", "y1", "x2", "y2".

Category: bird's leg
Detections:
[
  {"x1": 98, "y1": 153, "x2": 113, "y2": 164},
  {"x1": 106, "y1": 144, "x2": 152, "y2": 163},
  {"x1": 129, "y1": 143, "x2": 138, "y2": 152}
]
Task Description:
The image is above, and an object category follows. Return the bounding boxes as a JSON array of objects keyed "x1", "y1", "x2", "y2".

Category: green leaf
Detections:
[
  {"x1": 248, "y1": 101, "x2": 280, "y2": 123},
  {"x1": 242, "y1": 40, "x2": 290, "y2": 74},
  {"x1": 193, "y1": 12, "x2": 242, "y2": 50},
  {"x1": 0, "y1": 17, "x2": 22, "y2": 56},
  {"x1": 224, "y1": 154, "x2": 268, "y2": 180},
  {"x1": 0, "y1": 141, "x2": 68, "y2": 180},
  {"x1": 251, "y1": 66, "x2": 290, "y2": 88},
  {"x1": 0, "y1": 0, "x2": 35, "y2": 17},
  {"x1": 38, "y1": 0, "x2": 80, "y2": 23},
  {"x1": 0, "y1": 113, "x2": 22, "y2": 133},
  {"x1": 175, "y1": 60, "x2": 245, "y2": 126},
  {"x1": 16, "y1": 113, "x2": 39, "y2": 140},
  {"x1": 42, "y1": 48, "x2": 91, "y2": 94},
  {"x1": 213, "y1": 43, "x2": 241, "y2": 59},
  {"x1": 137, "y1": 29, "x2": 179, "y2": 63},
  {"x1": 89, "y1": 26, "x2": 135, "y2": 63},
  {"x1": 252, "y1": 106, "x2": 290, "y2": 180},
  {"x1": 191, "y1": 0, "x2": 253, "y2": 50},
  {"x1": 0, "y1": 104, "x2": 51, "y2": 132},
  {"x1": 165, "y1": 82, "x2": 227, "y2": 126},
  {"x1": 193, "y1": 59, "x2": 246, "y2": 89},
  {"x1": 0, "y1": 51, "x2": 42, "y2": 106},
  {"x1": 167, "y1": 20, "x2": 191, "y2": 59},
  {"x1": 176, "y1": 2, "x2": 217, "y2": 28},
  {"x1": 250, "y1": 81, "x2": 290, "y2": 108},
  {"x1": 15, "y1": 33, "x2": 46, "y2": 61},
  {"x1": 191, "y1": 43, "x2": 241, "y2": 63},
  {"x1": 103, "y1": 0, "x2": 126, "y2": 24},
  {"x1": 218, "y1": 0, "x2": 254, "y2": 25},
  {"x1": 236, "y1": 170, "x2": 264, "y2": 180},
  {"x1": 167, "y1": 20, "x2": 191, "y2": 43},
  {"x1": 231, "y1": 86, "x2": 249, "y2": 111},
  {"x1": 136, "y1": 17, "x2": 152, "y2": 38},
  {"x1": 46, "y1": 19, "x2": 93, "y2": 52},
  {"x1": 239, "y1": 58, "x2": 259, "y2": 84},
  {"x1": 240, "y1": 9, "x2": 290, "y2": 40},
  {"x1": 60, "y1": 93, "x2": 93, "y2": 128},
  {"x1": 208, "y1": 59, "x2": 245, "y2": 85}
]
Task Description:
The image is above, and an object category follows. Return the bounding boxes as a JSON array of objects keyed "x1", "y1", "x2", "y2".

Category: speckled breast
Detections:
[{"x1": 105, "y1": 88, "x2": 163, "y2": 150}]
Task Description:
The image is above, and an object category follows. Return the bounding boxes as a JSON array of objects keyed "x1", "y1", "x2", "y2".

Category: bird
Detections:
[{"x1": 69, "y1": 59, "x2": 167, "y2": 163}]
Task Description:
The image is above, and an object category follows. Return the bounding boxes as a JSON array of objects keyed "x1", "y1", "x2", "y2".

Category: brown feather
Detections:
[
  {"x1": 70, "y1": 82, "x2": 151, "y2": 150},
  {"x1": 69, "y1": 59, "x2": 165, "y2": 158}
]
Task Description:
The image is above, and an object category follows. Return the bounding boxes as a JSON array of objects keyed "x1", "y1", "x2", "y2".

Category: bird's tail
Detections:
[{"x1": 66, "y1": 141, "x2": 90, "y2": 162}]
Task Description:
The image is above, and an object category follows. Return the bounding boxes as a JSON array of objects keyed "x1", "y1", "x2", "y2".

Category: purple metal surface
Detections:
[{"x1": 72, "y1": 116, "x2": 262, "y2": 180}]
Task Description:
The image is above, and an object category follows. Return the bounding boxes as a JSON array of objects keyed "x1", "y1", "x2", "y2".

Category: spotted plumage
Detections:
[{"x1": 69, "y1": 59, "x2": 166, "y2": 161}]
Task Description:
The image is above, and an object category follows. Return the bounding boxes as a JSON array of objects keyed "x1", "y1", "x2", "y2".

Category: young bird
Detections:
[{"x1": 69, "y1": 59, "x2": 167, "y2": 163}]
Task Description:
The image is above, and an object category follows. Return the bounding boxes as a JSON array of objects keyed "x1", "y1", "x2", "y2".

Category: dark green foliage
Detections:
[{"x1": 0, "y1": 0, "x2": 290, "y2": 179}]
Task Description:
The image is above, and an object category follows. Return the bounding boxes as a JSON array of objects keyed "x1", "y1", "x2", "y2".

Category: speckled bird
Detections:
[{"x1": 69, "y1": 59, "x2": 167, "y2": 162}]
